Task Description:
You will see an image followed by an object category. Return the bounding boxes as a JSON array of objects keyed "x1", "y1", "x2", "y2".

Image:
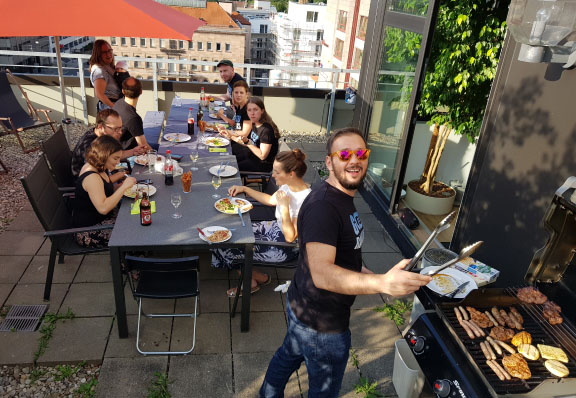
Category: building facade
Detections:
[{"x1": 0, "y1": 36, "x2": 51, "y2": 74}]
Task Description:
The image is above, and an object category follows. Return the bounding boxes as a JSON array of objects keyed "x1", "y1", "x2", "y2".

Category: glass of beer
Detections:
[
  {"x1": 182, "y1": 170, "x2": 192, "y2": 193},
  {"x1": 198, "y1": 120, "x2": 206, "y2": 136}
]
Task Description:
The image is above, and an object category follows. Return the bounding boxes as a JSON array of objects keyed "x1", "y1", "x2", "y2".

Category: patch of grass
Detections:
[
  {"x1": 30, "y1": 367, "x2": 48, "y2": 383},
  {"x1": 373, "y1": 299, "x2": 413, "y2": 326},
  {"x1": 33, "y1": 308, "x2": 75, "y2": 364},
  {"x1": 354, "y1": 377, "x2": 382, "y2": 398},
  {"x1": 76, "y1": 377, "x2": 98, "y2": 398},
  {"x1": 147, "y1": 372, "x2": 172, "y2": 398},
  {"x1": 54, "y1": 361, "x2": 85, "y2": 381}
]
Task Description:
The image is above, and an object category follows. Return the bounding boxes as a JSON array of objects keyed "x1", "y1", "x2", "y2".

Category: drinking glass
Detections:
[
  {"x1": 189, "y1": 149, "x2": 199, "y2": 171},
  {"x1": 174, "y1": 94, "x2": 181, "y2": 107},
  {"x1": 147, "y1": 150, "x2": 157, "y2": 174},
  {"x1": 198, "y1": 119, "x2": 206, "y2": 135},
  {"x1": 171, "y1": 193, "x2": 182, "y2": 219},
  {"x1": 211, "y1": 175, "x2": 221, "y2": 199}
]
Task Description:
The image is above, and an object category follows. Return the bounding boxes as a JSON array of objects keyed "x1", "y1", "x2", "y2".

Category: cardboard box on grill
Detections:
[{"x1": 453, "y1": 257, "x2": 500, "y2": 287}]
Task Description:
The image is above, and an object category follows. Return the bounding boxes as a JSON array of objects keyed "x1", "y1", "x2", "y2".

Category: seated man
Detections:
[
  {"x1": 213, "y1": 59, "x2": 245, "y2": 104},
  {"x1": 113, "y1": 77, "x2": 152, "y2": 151},
  {"x1": 71, "y1": 109, "x2": 144, "y2": 180}
]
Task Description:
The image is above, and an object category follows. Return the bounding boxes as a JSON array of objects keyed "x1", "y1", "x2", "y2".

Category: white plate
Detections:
[
  {"x1": 214, "y1": 101, "x2": 224, "y2": 106},
  {"x1": 422, "y1": 267, "x2": 477, "y2": 299},
  {"x1": 163, "y1": 133, "x2": 191, "y2": 143},
  {"x1": 214, "y1": 197, "x2": 253, "y2": 214},
  {"x1": 208, "y1": 113, "x2": 221, "y2": 119},
  {"x1": 209, "y1": 165, "x2": 238, "y2": 177},
  {"x1": 134, "y1": 154, "x2": 165, "y2": 166},
  {"x1": 204, "y1": 137, "x2": 230, "y2": 147},
  {"x1": 199, "y1": 226, "x2": 231, "y2": 243},
  {"x1": 123, "y1": 184, "x2": 157, "y2": 199}
]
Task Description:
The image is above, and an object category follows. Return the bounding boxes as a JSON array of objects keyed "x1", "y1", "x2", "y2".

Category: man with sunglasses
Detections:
[
  {"x1": 71, "y1": 109, "x2": 145, "y2": 179},
  {"x1": 260, "y1": 128, "x2": 432, "y2": 398}
]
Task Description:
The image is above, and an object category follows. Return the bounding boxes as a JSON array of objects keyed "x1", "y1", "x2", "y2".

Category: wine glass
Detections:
[
  {"x1": 211, "y1": 175, "x2": 221, "y2": 199},
  {"x1": 171, "y1": 193, "x2": 182, "y2": 219},
  {"x1": 147, "y1": 149, "x2": 157, "y2": 174},
  {"x1": 189, "y1": 149, "x2": 199, "y2": 171}
]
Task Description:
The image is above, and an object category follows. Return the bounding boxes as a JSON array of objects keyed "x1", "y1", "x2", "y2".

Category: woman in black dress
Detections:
[
  {"x1": 73, "y1": 135, "x2": 137, "y2": 247},
  {"x1": 227, "y1": 97, "x2": 280, "y2": 172}
]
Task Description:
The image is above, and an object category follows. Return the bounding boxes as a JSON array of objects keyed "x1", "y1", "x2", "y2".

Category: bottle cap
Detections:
[
  {"x1": 166, "y1": 150, "x2": 171, "y2": 154},
  {"x1": 189, "y1": 107, "x2": 193, "y2": 110}
]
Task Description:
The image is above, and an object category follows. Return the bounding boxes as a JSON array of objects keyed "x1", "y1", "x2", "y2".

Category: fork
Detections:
[{"x1": 238, "y1": 206, "x2": 245, "y2": 227}]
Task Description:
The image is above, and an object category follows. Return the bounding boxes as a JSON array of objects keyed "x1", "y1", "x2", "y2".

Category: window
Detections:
[
  {"x1": 197, "y1": 41, "x2": 203, "y2": 51},
  {"x1": 169, "y1": 40, "x2": 177, "y2": 50},
  {"x1": 121, "y1": 37, "x2": 127, "y2": 46},
  {"x1": 160, "y1": 39, "x2": 165, "y2": 48},
  {"x1": 140, "y1": 38, "x2": 146, "y2": 47},
  {"x1": 179, "y1": 60, "x2": 185, "y2": 71},
  {"x1": 202, "y1": 59, "x2": 209, "y2": 71},
  {"x1": 306, "y1": 11, "x2": 318, "y2": 23},
  {"x1": 207, "y1": 42, "x2": 212, "y2": 51},
  {"x1": 293, "y1": 28, "x2": 301, "y2": 40},
  {"x1": 257, "y1": 38, "x2": 263, "y2": 48},
  {"x1": 225, "y1": 43, "x2": 231, "y2": 52},
  {"x1": 188, "y1": 41, "x2": 194, "y2": 50},
  {"x1": 352, "y1": 48, "x2": 363, "y2": 69},
  {"x1": 191, "y1": 58, "x2": 197, "y2": 70},
  {"x1": 111, "y1": 37, "x2": 117, "y2": 45},
  {"x1": 150, "y1": 38, "x2": 156, "y2": 48},
  {"x1": 260, "y1": 24, "x2": 268, "y2": 34},
  {"x1": 357, "y1": 16, "x2": 368, "y2": 40},
  {"x1": 334, "y1": 38, "x2": 344, "y2": 59},
  {"x1": 179, "y1": 40, "x2": 185, "y2": 49},
  {"x1": 216, "y1": 42, "x2": 221, "y2": 51},
  {"x1": 130, "y1": 38, "x2": 136, "y2": 46},
  {"x1": 337, "y1": 10, "x2": 348, "y2": 31},
  {"x1": 256, "y1": 50, "x2": 262, "y2": 59},
  {"x1": 146, "y1": 61, "x2": 152, "y2": 69},
  {"x1": 134, "y1": 59, "x2": 140, "y2": 68},
  {"x1": 157, "y1": 56, "x2": 165, "y2": 70},
  {"x1": 317, "y1": 31, "x2": 323, "y2": 41},
  {"x1": 315, "y1": 45, "x2": 322, "y2": 57}
]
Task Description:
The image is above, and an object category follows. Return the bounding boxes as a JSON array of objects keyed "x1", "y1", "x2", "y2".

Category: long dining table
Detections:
[{"x1": 109, "y1": 99, "x2": 256, "y2": 338}]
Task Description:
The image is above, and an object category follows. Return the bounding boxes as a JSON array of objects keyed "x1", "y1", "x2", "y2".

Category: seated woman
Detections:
[
  {"x1": 226, "y1": 97, "x2": 279, "y2": 173},
  {"x1": 73, "y1": 135, "x2": 137, "y2": 247},
  {"x1": 217, "y1": 80, "x2": 252, "y2": 145},
  {"x1": 212, "y1": 149, "x2": 311, "y2": 297},
  {"x1": 90, "y1": 39, "x2": 122, "y2": 111}
]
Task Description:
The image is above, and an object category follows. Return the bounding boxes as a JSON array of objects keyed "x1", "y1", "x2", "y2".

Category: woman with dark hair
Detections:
[
  {"x1": 228, "y1": 97, "x2": 280, "y2": 172},
  {"x1": 73, "y1": 135, "x2": 136, "y2": 247},
  {"x1": 90, "y1": 39, "x2": 122, "y2": 111},
  {"x1": 212, "y1": 149, "x2": 311, "y2": 297},
  {"x1": 217, "y1": 80, "x2": 252, "y2": 140}
]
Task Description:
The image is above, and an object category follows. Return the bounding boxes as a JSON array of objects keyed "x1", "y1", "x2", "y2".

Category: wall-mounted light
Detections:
[{"x1": 507, "y1": 0, "x2": 576, "y2": 67}]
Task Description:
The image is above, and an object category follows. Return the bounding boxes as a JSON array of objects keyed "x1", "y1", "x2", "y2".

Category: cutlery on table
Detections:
[
  {"x1": 217, "y1": 161, "x2": 223, "y2": 176},
  {"x1": 238, "y1": 206, "x2": 245, "y2": 227},
  {"x1": 196, "y1": 227, "x2": 212, "y2": 244},
  {"x1": 442, "y1": 281, "x2": 470, "y2": 298}
]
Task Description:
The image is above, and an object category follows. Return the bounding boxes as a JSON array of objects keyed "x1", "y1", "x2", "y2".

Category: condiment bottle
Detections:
[
  {"x1": 164, "y1": 150, "x2": 174, "y2": 185},
  {"x1": 187, "y1": 108, "x2": 195, "y2": 135},
  {"x1": 140, "y1": 192, "x2": 152, "y2": 226}
]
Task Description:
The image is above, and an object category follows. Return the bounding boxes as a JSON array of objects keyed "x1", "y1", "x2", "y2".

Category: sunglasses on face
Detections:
[{"x1": 330, "y1": 148, "x2": 371, "y2": 161}]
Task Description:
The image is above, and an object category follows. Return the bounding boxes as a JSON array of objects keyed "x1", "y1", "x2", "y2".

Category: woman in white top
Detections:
[
  {"x1": 212, "y1": 149, "x2": 311, "y2": 297},
  {"x1": 89, "y1": 39, "x2": 122, "y2": 111}
]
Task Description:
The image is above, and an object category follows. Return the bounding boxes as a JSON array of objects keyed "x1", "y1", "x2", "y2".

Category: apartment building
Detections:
[
  {"x1": 270, "y1": 1, "x2": 326, "y2": 88},
  {"x1": 0, "y1": 36, "x2": 51, "y2": 74},
  {"x1": 320, "y1": 0, "x2": 370, "y2": 89},
  {"x1": 99, "y1": 2, "x2": 247, "y2": 82}
]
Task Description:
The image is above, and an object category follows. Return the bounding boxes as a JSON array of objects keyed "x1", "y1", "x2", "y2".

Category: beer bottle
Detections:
[
  {"x1": 187, "y1": 108, "x2": 195, "y2": 135},
  {"x1": 164, "y1": 150, "x2": 174, "y2": 185},
  {"x1": 197, "y1": 106, "x2": 203, "y2": 125},
  {"x1": 140, "y1": 192, "x2": 152, "y2": 226}
]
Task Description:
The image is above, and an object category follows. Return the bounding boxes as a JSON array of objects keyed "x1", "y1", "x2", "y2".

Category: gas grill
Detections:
[{"x1": 399, "y1": 177, "x2": 576, "y2": 398}]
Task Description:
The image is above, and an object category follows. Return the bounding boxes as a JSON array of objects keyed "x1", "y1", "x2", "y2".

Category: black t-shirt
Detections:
[
  {"x1": 287, "y1": 181, "x2": 364, "y2": 333},
  {"x1": 227, "y1": 73, "x2": 245, "y2": 101},
  {"x1": 113, "y1": 98, "x2": 144, "y2": 150},
  {"x1": 235, "y1": 123, "x2": 278, "y2": 172},
  {"x1": 233, "y1": 103, "x2": 250, "y2": 132}
]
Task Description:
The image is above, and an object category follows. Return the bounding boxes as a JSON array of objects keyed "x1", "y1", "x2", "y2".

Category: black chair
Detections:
[
  {"x1": 41, "y1": 126, "x2": 75, "y2": 191},
  {"x1": 20, "y1": 156, "x2": 111, "y2": 301},
  {"x1": 124, "y1": 255, "x2": 200, "y2": 356},
  {"x1": 0, "y1": 69, "x2": 57, "y2": 153}
]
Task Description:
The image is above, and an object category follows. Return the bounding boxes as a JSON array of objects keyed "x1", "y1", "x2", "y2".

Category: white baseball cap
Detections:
[{"x1": 115, "y1": 60, "x2": 129, "y2": 71}]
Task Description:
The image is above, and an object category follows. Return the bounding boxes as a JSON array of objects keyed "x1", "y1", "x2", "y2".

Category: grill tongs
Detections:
[
  {"x1": 424, "y1": 241, "x2": 484, "y2": 276},
  {"x1": 403, "y1": 210, "x2": 457, "y2": 271}
]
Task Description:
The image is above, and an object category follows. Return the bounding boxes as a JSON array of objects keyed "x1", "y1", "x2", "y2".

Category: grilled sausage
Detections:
[
  {"x1": 497, "y1": 340, "x2": 516, "y2": 354},
  {"x1": 486, "y1": 360, "x2": 506, "y2": 380},
  {"x1": 454, "y1": 307, "x2": 463, "y2": 323},
  {"x1": 459, "y1": 319, "x2": 476, "y2": 339},
  {"x1": 491, "y1": 360, "x2": 512, "y2": 380},
  {"x1": 468, "y1": 319, "x2": 486, "y2": 337},
  {"x1": 486, "y1": 336, "x2": 503, "y2": 356},
  {"x1": 509, "y1": 306, "x2": 524, "y2": 325},
  {"x1": 500, "y1": 309, "x2": 517, "y2": 329},
  {"x1": 459, "y1": 306, "x2": 470, "y2": 321},
  {"x1": 491, "y1": 307, "x2": 505, "y2": 325},
  {"x1": 480, "y1": 342, "x2": 493, "y2": 360},
  {"x1": 463, "y1": 320, "x2": 483, "y2": 338},
  {"x1": 485, "y1": 311, "x2": 500, "y2": 327},
  {"x1": 484, "y1": 340, "x2": 497, "y2": 360}
]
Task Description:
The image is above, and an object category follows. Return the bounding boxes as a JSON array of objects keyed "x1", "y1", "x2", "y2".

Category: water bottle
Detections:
[
  {"x1": 174, "y1": 94, "x2": 181, "y2": 107},
  {"x1": 187, "y1": 108, "x2": 195, "y2": 135},
  {"x1": 209, "y1": 96, "x2": 215, "y2": 114},
  {"x1": 200, "y1": 87, "x2": 206, "y2": 107},
  {"x1": 164, "y1": 150, "x2": 174, "y2": 186}
]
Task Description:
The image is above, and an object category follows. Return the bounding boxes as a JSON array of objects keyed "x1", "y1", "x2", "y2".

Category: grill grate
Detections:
[{"x1": 0, "y1": 304, "x2": 48, "y2": 332}]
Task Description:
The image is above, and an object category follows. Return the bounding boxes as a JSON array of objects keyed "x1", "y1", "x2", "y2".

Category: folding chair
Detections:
[
  {"x1": 124, "y1": 255, "x2": 200, "y2": 356},
  {"x1": 0, "y1": 69, "x2": 57, "y2": 153},
  {"x1": 41, "y1": 126, "x2": 75, "y2": 191},
  {"x1": 20, "y1": 156, "x2": 111, "y2": 301}
]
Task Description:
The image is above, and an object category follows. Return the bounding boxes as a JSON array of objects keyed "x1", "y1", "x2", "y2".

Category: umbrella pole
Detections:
[{"x1": 54, "y1": 36, "x2": 70, "y2": 141}]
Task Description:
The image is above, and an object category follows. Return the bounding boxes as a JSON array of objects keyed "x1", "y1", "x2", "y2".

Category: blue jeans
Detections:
[{"x1": 259, "y1": 297, "x2": 351, "y2": 398}]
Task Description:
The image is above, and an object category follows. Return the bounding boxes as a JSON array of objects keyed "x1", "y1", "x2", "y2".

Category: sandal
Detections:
[
  {"x1": 227, "y1": 285, "x2": 260, "y2": 298},
  {"x1": 258, "y1": 273, "x2": 272, "y2": 287}
]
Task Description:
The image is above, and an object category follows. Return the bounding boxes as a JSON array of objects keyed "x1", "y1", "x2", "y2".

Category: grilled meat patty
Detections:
[
  {"x1": 466, "y1": 307, "x2": 493, "y2": 328},
  {"x1": 517, "y1": 287, "x2": 548, "y2": 304},
  {"x1": 543, "y1": 309, "x2": 563, "y2": 325},
  {"x1": 502, "y1": 353, "x2": 532, "y2": 379},
  {"x1": 490, "y1": 326, "x2": 515, "y2": 342}
]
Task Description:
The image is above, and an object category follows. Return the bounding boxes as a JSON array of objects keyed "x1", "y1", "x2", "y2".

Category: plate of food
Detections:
[
  {"x1": 423, "y1": 267, "x2": 476, "y2": 299},
  {"x1": 124, "y1": 184, "x2": 157, "y2": 199},
  {"x1": 199, "y1": 226, "x2": 232, "y2": 243},
  {"x1": 208, "y1": 113, "x2": 221, "y2": 119},
  {"x1": 204, "y1": 137, "x2": 230, "y2": 147},
  {"x1": 163, "y1": 133, "x2": 191, "y2": 143},
  {"x1": 214, "y1": 197, "x2": 253, "y2": 214},
  {"x1": 134, "y1": 154, "x2": 165, "y2": 166},
  {"x1": 209, "y1": 165, "x2": 238, "y2": 177}
]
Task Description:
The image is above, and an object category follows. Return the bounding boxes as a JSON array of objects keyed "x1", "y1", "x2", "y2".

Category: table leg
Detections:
[
  {"x1": 241, "y1": 243, "x2": 253, "y2": 332},
  {"x1": 110, "y1": 247, "x2": 128, "y2": 338}
]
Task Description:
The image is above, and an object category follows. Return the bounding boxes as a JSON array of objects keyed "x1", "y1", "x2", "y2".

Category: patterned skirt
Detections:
[
  {"x1": 212, "y1": 220, "x2": 299, "y2": 270},
  {"x1": 74, "y1": 210, "x2": 117, "y2": 248}
]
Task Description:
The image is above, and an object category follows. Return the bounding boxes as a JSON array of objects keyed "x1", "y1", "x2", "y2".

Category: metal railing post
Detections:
[
  {"x1": 326, "y1": 70, "x2": 339, "y2": 136},
  {"x1": 153, "y1": 62, "x2": 159, "y2": 111},
  {"x1": 77, "y1": 56, "x2": 88, "y2": 125}
]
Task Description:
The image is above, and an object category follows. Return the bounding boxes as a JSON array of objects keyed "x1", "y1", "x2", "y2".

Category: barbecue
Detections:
[{"x1": 397, "y1": 177, "x2": 576, "y2": 397}]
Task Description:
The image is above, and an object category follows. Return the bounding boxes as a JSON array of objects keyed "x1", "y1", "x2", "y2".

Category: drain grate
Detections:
[{"x1": 0, "y1": 304, "x2": 48, "y2": 332}]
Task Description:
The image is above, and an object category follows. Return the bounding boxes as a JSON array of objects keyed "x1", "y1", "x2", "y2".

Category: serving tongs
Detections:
[
  {"x1": 425, "y1": 241, "x2": 484, "y2": 276},
  {"x1": 403, "y1": 210, "x2": 457, "y2": 271}
]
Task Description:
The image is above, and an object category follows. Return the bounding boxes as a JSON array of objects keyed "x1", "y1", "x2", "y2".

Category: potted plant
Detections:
[{"x1": 391, "y1": 0, "x2": 508, "y2": 214}]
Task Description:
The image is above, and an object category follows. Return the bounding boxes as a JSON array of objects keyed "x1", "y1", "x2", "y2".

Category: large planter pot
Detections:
[{"x1": 405, "y1": 180, "x2": 456, "y2": 215}]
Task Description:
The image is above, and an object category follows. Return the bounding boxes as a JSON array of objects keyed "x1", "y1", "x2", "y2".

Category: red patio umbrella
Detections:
[{"x1": 0, "y1": 0, "x2": 206, "y2": 120}]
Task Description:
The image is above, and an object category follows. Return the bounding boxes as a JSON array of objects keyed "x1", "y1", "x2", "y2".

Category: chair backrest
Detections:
[
  {"x1": 124, "y1": 255, "x2": 200, "y2": 273},
  {"x1": 0, "y1": 70, "x2": 36, "y2": 130},
  {"x1": 20, "y1": 156, "x2": 73, "y2": 232},
  {"x1": 41, "y1": 126, "x2": 74, "y2": 187}
]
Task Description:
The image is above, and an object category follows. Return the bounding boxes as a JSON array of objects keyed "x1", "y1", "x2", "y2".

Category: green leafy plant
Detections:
[
  {"x1": 147, "y1": 372, "x2": 172, "y2": 398},
  {"x1": 354, "y1": 377, "x2": 383, "y2": 398},
  {"x1": 30, "y1": 367, "x2": 48, "y2": 383},
  {"x1": 55, "y1": 362, "x2": 84, "y2": 381},
  {"x1": 373, "y1": 300, "x2": 413, "y2": 326},
  {"x1": 34, "y1": 308, "x2": 75, "y2": 363},
  {"x1": 76, "y1": 377, "x2": 98, "y2": 398}
]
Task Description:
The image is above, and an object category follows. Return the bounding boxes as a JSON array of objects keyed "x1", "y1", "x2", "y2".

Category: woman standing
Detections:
[
  {"x1": 212, "y1": 149, "x2": 311, "y2": 297},
  {"x1": 90, "y1": 39, "x2": 122, "y2": 111},
  {"x1": 217, "y1": 80, "x2": 252, "y2": 141},
  {"x1": 73, "y1": 135, "x2": 136, "y2": 247},
  {"x1": 229, "y1": 97, "x2": 279, "y2": 172}
]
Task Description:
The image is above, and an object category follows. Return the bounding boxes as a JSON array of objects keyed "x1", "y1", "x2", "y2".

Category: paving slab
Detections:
[
  {"x1": 233, "y1": 285, "x2": 285, "y2": 313},
  {"x1": 354, "y1": 197, "x2": 373, "y2": 213},
  {"x1": 95, "y1": 356, "x2": 168, "y2": 398},
  {"x1": 361, "y1": 214, "x2": 386, "y2": 231},
  {"x1": 0, "y1": 329, "x2": 40, "y2": 365},
  {"x1": 74, "y1": 254, "x2": 113, "y2": 283},
  {"x1": 231, "y1": 311, "x2": 286, "y2": 353},
  {"x1": 0, "y1": 283, "x2": 13, "y2": 305},
  {"x1": 0, "y1": 256, "x2": 33, "y2": 283},
  {"x1": 346, "y1": 348, "x2": 398, "y2": 397},
  {"x1": 6, "y1": 210, "x2": 43, "y2": 232},
  {"x1": 170, "y1": 354, "x2": 234, "y2": 397},
  {"x1": 0, "y1": 231, "x2": 45, "y2": 256},
  {"x1": 362, "y1": 252, "x2": 404, "y2": 274},
  {"x1": 172, "y1": 312, "x2": 230, "y2": 355},
  {"x1": 38, "y1": 317, "x2": 113, "y2": 365},
  {"x1": 60, "y1": 282, "x2": 116, "y2": 317},
  {"x1": 182, "y1": 278, "x2": 229, "y2": 313},
  {"x1": 19, "y1": 255, "x2": 81, "y2": 284},
  {"x1": 301, "y1": 142, "x2": 326, "y2": 153},
  {"x1": 5, "y1": 283, "x2": 69, "y2": 313},
  {"x1": 352, "y1": 292, "x2": 386, "y2": 310},
  {"x1": 124, "y1": 284, "x2": 176, "y2": 316},
  {"x1": 363, "y1": 230, "x2": 405, "y2": 253},
  {"x1": 105, "y1": 315, "x2": 171, "y2": 358},
  {"x1": 350, "y1": 310, "x2": 401, "y2": 349}
]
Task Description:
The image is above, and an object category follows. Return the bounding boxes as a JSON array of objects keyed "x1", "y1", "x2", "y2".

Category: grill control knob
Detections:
[
  {"x1": 433, "y1": 379, "x2": 452, "y2": 398},
  {"x1": 408, "y1": 336, "x2": 426, "y2": 354}
]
